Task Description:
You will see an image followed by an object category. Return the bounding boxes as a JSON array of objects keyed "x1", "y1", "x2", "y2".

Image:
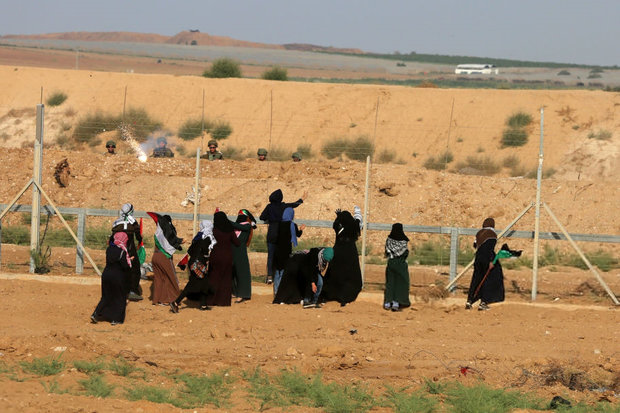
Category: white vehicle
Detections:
[{"x1": 455, "y1": 64, "x2": 499, "y2": 75}]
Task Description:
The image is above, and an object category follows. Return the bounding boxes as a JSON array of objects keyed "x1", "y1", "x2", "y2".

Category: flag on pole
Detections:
[{"x1": 137, "y1": 217, "x2": 146, "y2": 265}]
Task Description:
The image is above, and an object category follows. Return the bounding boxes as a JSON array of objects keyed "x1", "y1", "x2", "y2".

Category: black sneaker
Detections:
[
  {"x1": 478, "y1": 302, "x2": 490, "y2": 311},
  {"x1": 90, "y1": 314, "x2": 98, "y2": 324},
  {"x1": 128, "y1": 292, "x2": 143, "y2": 302},
  {"x1": 266, "y1": 276, "x2": 273, "y2": 285},
  {"x1": 465, "y1": 302, "x2": 472, "y2": 310},
  {"x1": 169, "y1": 302, "x2": 179, "y2": 313}
]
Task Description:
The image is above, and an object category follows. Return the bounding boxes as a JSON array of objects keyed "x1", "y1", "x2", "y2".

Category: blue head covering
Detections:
[{"x1": 282, "y1": 207, "x2": 297, "y2": 247}]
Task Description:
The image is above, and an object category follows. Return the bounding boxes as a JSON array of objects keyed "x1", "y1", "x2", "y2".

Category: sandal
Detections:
[
  {"x1": 200, "y1": 305, "x2": 211, "y2": 311},
  {"x1": 234, "y1": 298, "x2": 249, "y2": 304}
]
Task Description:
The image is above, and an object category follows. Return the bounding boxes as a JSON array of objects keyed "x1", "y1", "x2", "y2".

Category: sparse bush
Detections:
[
  {"x1": 526, "y1": 167, "x2": 557, "y2": 179},
  {"x1": 175, "y1": 144, "x2": 187, "y2": 156},
  {"x1": 456, "y1": 155, "x2": 501, "y2": 176},
  {"x1": 56, "y1": 133, "x2": 76, "y2": 150},
  {"x1": 346, "y1": 135, "x2": 374, "y2": 161},
  {"x1": 46, "y1": 91, "x2": 68, "y2": 107},
  {"x1": 587, "y1": 73, "x2": 602, "y2": 79},
  {"x1": 269, "y1": 146, "x2": 289, "y2": 161},
  {"x1": 224, "y1": 145, "x2": 246, "y2": 160},
  {"x1": 423, "y1": 150, "x2": 453, "y2": 171},
  {"x1": 63, "y1": 107, "x2": 76, "y2": 117},
  {"x1": 72, "y1": 111, "x2": 118, "y2": 144},
  {"x1": 557, "y1": 70, "x2": 571, "y2": 76},
  {"x1": 203, "y1": 58, "x2": 242, "y2": 78},
  {"x1": 296, "y1": 143, "x2": 313, "y2": 159},
  {"x1": 502, "y1": 154, "x2": 520, "y2": 169},
  {"x1": 178, "y1": 119, "x2": 207, "y2": 141},
  {"x1": 262, "y1": 66, "x2": 288, "y2": 81},
  {"x1": 506, "y1": 111, "x2": 533, "y2": 128},
  {"x1": 321, "y1": 137, "x2": 349, "y2": 159},
  {"x1": 376, "y1": 149, "x2": 397, "y2": 164},
  {"x1": 21, "y1": 355, "x2": 65, "y2": 376},
  {"x1": 73, "y1": 359, "x2": 106, "y2": 374},
  {"x1": 587, "y1": 129, "x2": 612, "y2": 140},
  {"x1": 210, "y1": 121, "x2": 233, "y2": 140},
  {"x1": 78, "y1": 374, "x2": 114, "y2": 398},
  {"x1": 121, "y1": 107, "x2": 162, "y2": 141},
  {"x1": 502, "y1": 127, "x2": 528, "y2": 147}
]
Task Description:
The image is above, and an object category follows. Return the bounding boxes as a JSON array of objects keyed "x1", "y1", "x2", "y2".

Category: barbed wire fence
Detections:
[{"x1": 0, "y1": 88, "x2": 618, "y2": 301}]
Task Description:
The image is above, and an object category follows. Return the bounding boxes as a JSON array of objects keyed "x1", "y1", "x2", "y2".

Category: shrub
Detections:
[
  {"x1": 502, "y1": 154, "x2": 520, "y2": 169},
  {"x1": 121, "y1": 107, "x2": 162, "y2": 141},
  {"x1": 269, "y1": 146, "x2": 289, "y2": 161},
  {"x1": 78, "y1": 374, "x2": 114, "y2": 398},
  {"x1": 72, "y1": 111, "x2": 119, "y2": 144},
  {"x1": 456, "y1": 155, "x2": 501, "y2": 176},
  {"x1": 21, "y1": 355, "x2": 65, "y2": 376},
  {"x1": 262, "y1": 66, "x2": 288, "y2": 81},
  {"x1": 590, "y1": 68, "x2": 604, "y2": 74},
  {"x1": 203, "y1": 58, "x2": 242, "y2": 78},
  {"x1": 224, "y1": 145, "x2": 246, "y2": 160},
  {"x1": 587, "y1": 129, "x2": 612, "y2": 140},
  {"x1": 178, "y1": 119, "x2": 207, "y2": 141},
  {"x1": 175, "y1": 144, "x2": 187, "y2": 156},
  {"x1": 506, "y1": 111, "x2": 533, "y2": 128},
  {"x1": 46, "y1": 91, "x2": 68, "y2": 107},
  {"x1": 587, "y1": 73, "x2": 602, "y2": 79},
  {"x1": 557, "y1": 70, "x2": 571, "y2": 76},
  {"x1": 501, "y1": 127, "x2": 528, "y2": 147},
  {"x1": 56, "y1": 133, "x2": 76, "y2": 150},
  {"x1": 376, "y1": 149, "x2": 396, "y2": 164},
  {"x1": 321, "y1": 137, "x2": 349, "y2": 159},
  {"x1": 526, "y1": 167, "x2": 556, "y2": 179},
  {"x1": 210, "y1": 121, "x2": 233, "y2": 140},
  {"x1": 346, "y1": 135, "x2": 374, "y2": 161},
  {"x1": 296, "y1": 143, "x2": 313, "y2": 159}
]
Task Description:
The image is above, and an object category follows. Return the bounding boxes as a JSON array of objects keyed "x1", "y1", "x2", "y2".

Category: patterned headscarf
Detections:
[
  {"x1": 113, "y1": 203, "x2": 136, "y2": 227},
  {"x1": 113, "y1": 232, "x2": 132, "y2": 267},
  {"x1": 318, "y1": 247, "x2": 334, "y2": 273},
  {"x1": 199, "y1": 220, "x2": 217, "y2": 251}
]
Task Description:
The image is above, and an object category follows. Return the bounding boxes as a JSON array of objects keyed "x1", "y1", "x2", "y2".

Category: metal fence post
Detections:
[
  {"x1": 76, "y1": 211, "x2": 86, "y2": 274},
  {"x1": 449, "y1": 228, "x2": 459, "y2": 291}
]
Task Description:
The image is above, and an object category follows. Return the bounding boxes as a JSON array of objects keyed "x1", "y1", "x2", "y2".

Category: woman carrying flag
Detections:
[
  {"x1": 170, "y1": 220, "x2": 216, "y2": 312},
  {"x1": 466, "y1": 217, "x2": 521, "y2": 311},
  {"x1": 147, "y1": 212, "x2": 183, "y2": 306}
]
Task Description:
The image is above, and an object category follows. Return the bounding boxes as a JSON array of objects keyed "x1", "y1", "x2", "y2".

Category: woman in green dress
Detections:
[
  {"x1": 383, "y1": 223, "x2": 411, "y2": 312},
  {"x1": 232, "y1": 209, "x2": 257, "y2": 303}
]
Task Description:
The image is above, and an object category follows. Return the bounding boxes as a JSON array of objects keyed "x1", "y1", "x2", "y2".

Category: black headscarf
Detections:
[
  {"x1": 236, "y1": 208, "x2": 256, "y2": 224},
  {"x1": 213, "y1": 211, "x2": 234, "y2": 232},
  {"x1": 388, "y1": 223, "x2": 409, "y2": 241}
]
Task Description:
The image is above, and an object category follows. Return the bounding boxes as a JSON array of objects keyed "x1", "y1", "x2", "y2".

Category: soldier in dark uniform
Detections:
[
  {"x1": 257, "y1": 148, "x2": 268, "y2": 161},
  {"x1": 201, "y1": 139, "x2": 223, "y2": 160},
  {"x1": 105, "y1": 140, "x2": 117, "y2": 155},
  {"x1": 151, "y1": 137, "x2": 174, "y2": 158}
]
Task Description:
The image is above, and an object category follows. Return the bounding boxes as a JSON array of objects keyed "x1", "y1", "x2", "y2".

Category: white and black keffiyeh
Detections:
[
  {"x1": 113, "y1": 203, "x2": 137, "y2": 227},
  {"x1": 385, "y1": 237, "x2": 408, "y2": 259}
]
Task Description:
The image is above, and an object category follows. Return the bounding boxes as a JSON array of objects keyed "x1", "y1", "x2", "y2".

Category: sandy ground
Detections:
[{"x1": 0, "y1": 270, "x2": 618, "y2": 412}]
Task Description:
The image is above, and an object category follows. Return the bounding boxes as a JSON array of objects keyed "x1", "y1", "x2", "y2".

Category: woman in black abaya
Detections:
[
  {"x1": 319, "y1": 208, "x2": 363, "y2": 306},
  {"x1": 91, "y1": 232, "x2": 132, "y2": 325},
  {"x1": 466, "y1": 217, "x2": 505, "y2": 311}
]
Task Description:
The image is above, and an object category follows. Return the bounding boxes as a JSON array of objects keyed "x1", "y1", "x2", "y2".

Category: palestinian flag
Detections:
[
  {"x1": 147, "y1": 212, "x2": 183, "y2": 258},
  {"x1": 137, "y1": 217, "x2": 146, "y2": 265},
  {"x1": 494, "y1": 243, "x2": 522, "y2": 264}
]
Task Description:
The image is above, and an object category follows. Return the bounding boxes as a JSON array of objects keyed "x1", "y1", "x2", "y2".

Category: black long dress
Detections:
[
  {"x1": 273, "y1": 248, "x2": 320, "y2": 304},
  {"x1": 319, "y1": 211, "x2": 363, "y2": 305},
  {"x1": 92, "y1": 245, "x2": 131, "y2": 323},
  {"x1": 178, "y1": 235, "x2": 213, "y2": 306},
  {"x1": 467, "y1": 238, "x2": 505, "y2": 304},
  {"x1": 110, "y1": 220, "x2": 142, "y2": 296},
  {"x1": 273, "y1": 221, "x2": 303, "y2": 273},
  {"x1": 206, "y1": 228, "x2": 240, "y2": 306}
]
